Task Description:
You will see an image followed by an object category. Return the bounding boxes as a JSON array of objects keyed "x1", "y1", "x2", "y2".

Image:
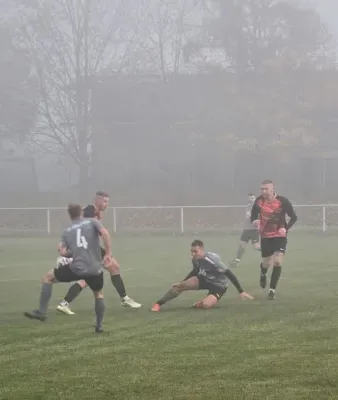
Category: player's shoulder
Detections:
[
  {"x1": 254, "y1": 195, "x2": 263, "y2": 203},
  {"x1": 276, "y1": 195, "x2": 292, "y2": 204},
  {"x1": 204, "y1": 251, "x2": 221, "y2": 264},
  {"x1": 86, "y1": 218, "x2": 100, "y2": 227}
]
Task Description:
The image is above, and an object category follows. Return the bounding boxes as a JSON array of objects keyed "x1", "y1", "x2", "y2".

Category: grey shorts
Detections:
[{"x1": 240, "y1": 229, "x2": 259, "y2": 243}]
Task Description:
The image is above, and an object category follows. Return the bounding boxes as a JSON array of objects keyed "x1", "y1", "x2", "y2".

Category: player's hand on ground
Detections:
[
  {"x1": 278, "y1": 228, "x2": 286, "y2": 235},
  {"x1": 240, "y1": 292, "x2": 254, "y2": 300}
]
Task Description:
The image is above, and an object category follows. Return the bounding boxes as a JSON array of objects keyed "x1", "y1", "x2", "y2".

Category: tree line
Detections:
[{"x1": 1, "y1": 0, "x2": 337, "y2": 197}]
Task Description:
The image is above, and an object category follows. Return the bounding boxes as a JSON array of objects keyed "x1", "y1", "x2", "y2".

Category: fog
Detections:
[{"x1": 1, "y1": 0, "x2": 338, "y2": 234}]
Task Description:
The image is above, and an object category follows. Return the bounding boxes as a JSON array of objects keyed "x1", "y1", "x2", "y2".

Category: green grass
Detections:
[{"x1": 0, "y1": 234, "x2": 338, "y2": 399}]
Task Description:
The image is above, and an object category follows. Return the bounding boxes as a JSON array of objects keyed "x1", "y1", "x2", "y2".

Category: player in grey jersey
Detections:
[
  {"x1": 151, "y1": 240, "x2": 253, "y2": 311},
  {"x1": 24, "y1": 204, "x2": 112, "y2": 333},
  {"x1": 230, "y1": 193, "x2": 260, "y2": 267}
]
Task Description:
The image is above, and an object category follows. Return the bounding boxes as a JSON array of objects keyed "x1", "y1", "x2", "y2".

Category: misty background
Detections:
[{"x1": 1, "y1": 0, "x2": 338, "y2": 220}]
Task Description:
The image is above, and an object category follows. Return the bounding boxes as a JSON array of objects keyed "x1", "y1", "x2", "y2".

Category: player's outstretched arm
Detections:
[
  {"x1": 224, "y1": 269, "x2": 254, "y2": 300},
  {"x1": 91, "y1": 218, "x2": 112, "y2": 263},
  {"x1": 99, "y1": 226, "x2": 112, "y2": 262},
  {"x1": 182, "y1": 268, "x2": 198, "y2": 281}
]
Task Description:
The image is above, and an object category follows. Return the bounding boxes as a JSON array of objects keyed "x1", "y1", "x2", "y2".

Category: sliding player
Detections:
[{"x1": 151, "y1": 239, "x2": 253, "y2": 311}]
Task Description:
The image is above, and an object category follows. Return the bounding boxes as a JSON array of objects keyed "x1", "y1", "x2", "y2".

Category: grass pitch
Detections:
[{"x1": 0, "y1": 234, "x2": 337, "y2": 400}]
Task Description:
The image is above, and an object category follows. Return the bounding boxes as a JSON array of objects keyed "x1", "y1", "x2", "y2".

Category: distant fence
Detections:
[{"x1": 0, "y1": 204, "x2": 333, "y2": 235}]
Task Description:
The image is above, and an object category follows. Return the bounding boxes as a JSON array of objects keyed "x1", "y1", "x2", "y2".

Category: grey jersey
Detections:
[
  {"x1": 192, "y1": 252, "x2": 229, "y2": 289},
  {"x1": 61, "y1": 218, "x2": 103, "y2": 276},
  {"x1": 244, "y1": 200, "x2": 257, "y2": 230}
]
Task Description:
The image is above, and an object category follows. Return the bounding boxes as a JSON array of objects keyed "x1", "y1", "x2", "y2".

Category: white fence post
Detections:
[
  {"x1": 47, "y1": 208, "x2": 51, "y2": 235},
  {"x1": 113, "y1": 207, "x2": 117, "y2": 233},
  {"x1": 180, "y1": 207, "x2": 184, "y2": 234},
  {"x1": 1, "y1": 204, "x2": 338, "y2": 235}
]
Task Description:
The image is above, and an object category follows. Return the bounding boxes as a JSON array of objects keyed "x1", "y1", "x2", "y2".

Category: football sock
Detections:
[
  {"x1": 64, "y1": 282, "x2": 83, "y2": 303},
  {"x1": 39, "y1": 283, "x2": 53, "y2": 314},
  {"x1": 236, "y1": 245, "x2": 245, "y2": 260},
  {"x1": 270, "y1": 266, "x2": 282, "y2": 290},
  {"x1": 157, "y1": 289, "x2": 180, "y2": 306},
  {"x1": 111, "y1": 274, "x2": 127, "y2": 298},
  {"x1": 260, "y1": 262, "x2": 268, "y2": 275},
  {"x1": 95, "y1": 298, "x2": 105, "y2": 328}
]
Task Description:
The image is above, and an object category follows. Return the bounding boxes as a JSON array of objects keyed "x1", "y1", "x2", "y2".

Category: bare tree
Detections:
[
  {"x1": 18, "y1": 0, "x2": 138, "y2": 190},
  {"x1": 128, "y1": 0, "x2": 202, "y2": 78},
  {"x1": 185, "y1": 0, "x2": 335, "y2": 71},
  {"x1": 182, "y1": 0, "x2": 335, "y2": 153},
  {"x1": 0, "y1": 22, "x2": 37, "y2": 151}
]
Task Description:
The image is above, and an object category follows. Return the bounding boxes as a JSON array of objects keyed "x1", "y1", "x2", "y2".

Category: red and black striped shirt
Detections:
[{"x1": 250, "y1": 195, "x2": 297, "y2": 238}]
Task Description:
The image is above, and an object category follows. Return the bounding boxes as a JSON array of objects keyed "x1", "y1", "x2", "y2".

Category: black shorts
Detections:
[
  {"x1": 240, "y1": 229, "x2": 259, "y2": 243},
  {"x1": 54, "y1": 265, "x2": 104, "y2": 292},
  {"x1": 197, "y1": 276, "x2": 227, "y2": 300},
  {"x1": 260, "y1": 237, "x2": 287, "y2": 258}
]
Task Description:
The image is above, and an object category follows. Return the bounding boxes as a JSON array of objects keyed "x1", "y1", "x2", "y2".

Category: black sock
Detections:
[
  {"x1": 157, "y1": 288, "x2": 180, "y2": 306},
  {"x1": 260, "y1": 263, "x2": 268, "y2": 275},
  {"x1": 270, "y1": 266, "x2": 282, "y2": 290},
  {"x1": 95, "y1": 298, "x2": 105, "y2": 329},
  {"x1": 39, "y1": 283, "x2": 53, "y2": 314},
  {"x1": 64, "y1": 282, "x2": 83, "y2": 303},
  {"x1": 111, "y1": 274, "x2": 127, "y2": 298}
]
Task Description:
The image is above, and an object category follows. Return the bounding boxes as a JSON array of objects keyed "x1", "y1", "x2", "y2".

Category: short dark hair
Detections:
[
  {"x1": 96, "y1": 190, "x2": 109, "y2": 198},
  {"x1": 68, "y1": 203, "x2": 83, "y2": 220},
  {"x1": 248, "y1": 192, "x2": 255, "y2": 196},
  {"x1": 261, "y1": 180, "x2": 273, "y2": 185},
  {"x1": 191, "y1": 239, "x2": 204, "y2": 248}
]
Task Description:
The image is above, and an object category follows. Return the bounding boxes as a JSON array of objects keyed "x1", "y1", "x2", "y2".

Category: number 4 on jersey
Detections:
[{"x1": 76, "y1": 228, "x2": 88, "y2": 249}]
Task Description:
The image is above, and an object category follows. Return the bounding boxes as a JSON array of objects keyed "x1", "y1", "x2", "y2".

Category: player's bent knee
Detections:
[
  {"x1": 43, "y1": 270, "x2": 56, "y2": 284},
  {"x1": 93, "y1": 290, "x2": 104, "y2": 299},
  {"x1": 202, "y1": 295, "x2": 218, "y2": 308},
  {"x1": 273, "y1": 253, "x2": 284, "y2": 267},
  {"x1": 77, "y1": 280, "x2": 87, "y2": 289},
  {"x1": 106, "y1": 258, "x2": 120, "y2": 275}
]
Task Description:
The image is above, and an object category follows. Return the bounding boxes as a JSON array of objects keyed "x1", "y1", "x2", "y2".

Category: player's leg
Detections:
[
  {"x1": 150, "y1": 276, "x2": 200, "y2": 311},
  {"x1": 55, "y1": 255, "x2": 87, "y2": 314},
  {"x1": 57, "y1": 280, "x2": 87, "y2": 315},
  {"x1": 24, "y1": 265, "x2": 78, "y2": 321},
  {"x1": 104, "y1": 257, "x2": 141, "y2": 309},
  {"x1": 260, "y1": 238, "x2": 274, "y2": 289},
  {"x1": 85, "y1": 273, "x2": 105, "y2": 333},
  {"x1": 193, "y1": 287, "x2": 227, "y2": 309},
  {"x1": 231, "y1": 230, "x2": 249, "y2": 267},
  {"x1": 267, "y1": 238, "x2": 287, "y2": 300}
]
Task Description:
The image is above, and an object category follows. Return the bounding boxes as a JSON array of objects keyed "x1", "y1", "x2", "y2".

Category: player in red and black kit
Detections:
[
  {"x1": 250, "y1": 180, "x2": 297, "y2": 300},
  {"x1": 56, "y1": 191, "x2": 141, "y2": 315}
]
